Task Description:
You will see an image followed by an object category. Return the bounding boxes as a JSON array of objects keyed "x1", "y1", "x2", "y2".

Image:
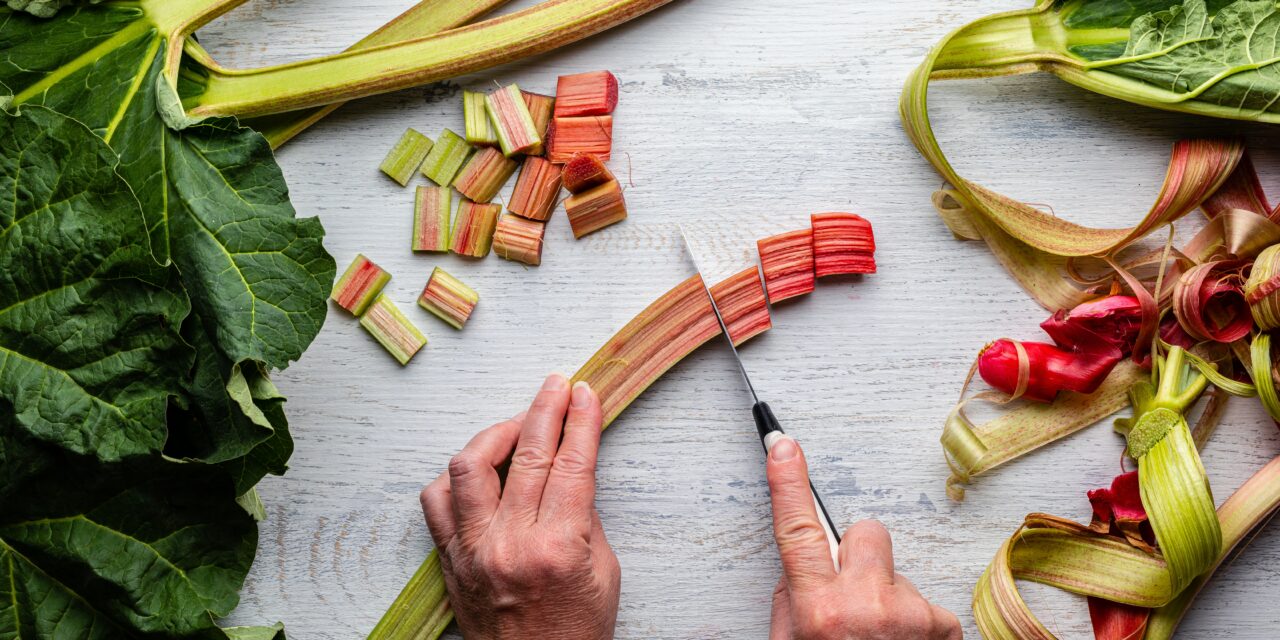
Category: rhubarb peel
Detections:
[
  {"x1": 450, "y1": 200, "x2": 502, "y2": 258},
  {"x1": 492, "y1": 214, "x2": 546, "y2": 266},
  {"x1": 1173, "y1": 260, "x2": 1252, "y2": 343},
  {"x1": 564, "y1": 179, "x2": 627, "y2": 238},
  {"x1": 361, "y1": 295, "x2": 428, "y2": 365},
  {"x1": 757, "y1": 228, "x2": 815, "y2": 303},
  {"x1": 413, "y1": 186, "x2": 452, "y2": 252},
  {"x1": 453, "y1": 147, "x2": 518, "y2": 203},
  {"x1": 332, "y1": 254, "x2": 391, "y2": 316},
  {"x1": 380, "y1": 128, "x2": 434, "y2": 186},
  {"x1": 419, "y1": 267, "x2": 478, "y2": 330},
  {"x1": 554, "y1": 70, "x2": 618, "y2": 117},
  {"x1": 508, "y1": 156, "x2": 563, "y2": 222}
]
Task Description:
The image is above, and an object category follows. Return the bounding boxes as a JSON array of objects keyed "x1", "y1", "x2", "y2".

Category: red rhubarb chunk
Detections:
[
  {"x1": 547, "y1": 116, "x2": 613, "y2": 164},
  {"x1": 562, "y1": 153, "x2": 616, "y2": 194},
  {"x1": 811, "y1": 212, "x2": 876, "y2": 277},
  {"x1": 554, "y1": 70, "x2": 618, "y2": 117},
  {"x1": 710, "y1": 267, "x2": 772, "y2": 346},
  {"x1": 757, "y1": 228, "x2": 815, "y2": 303}
]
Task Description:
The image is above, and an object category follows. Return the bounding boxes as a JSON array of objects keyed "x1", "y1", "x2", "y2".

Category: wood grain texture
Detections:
[{"x1": 202, "y1": 1, "x2": 1280, "y2": 637}]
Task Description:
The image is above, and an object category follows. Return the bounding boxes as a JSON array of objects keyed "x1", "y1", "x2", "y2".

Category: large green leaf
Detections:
[
  {"x1": 0, "y1": 105, "x2": 190, "y2": 461},
  {"x1": 0, "y1": 2, "x2": 335, "y2": 370}
]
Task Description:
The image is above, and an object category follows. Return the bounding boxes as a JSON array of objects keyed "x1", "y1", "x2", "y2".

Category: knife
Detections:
[{"x1": 678, "y1": 226, "x2": 843, "y2": 569}]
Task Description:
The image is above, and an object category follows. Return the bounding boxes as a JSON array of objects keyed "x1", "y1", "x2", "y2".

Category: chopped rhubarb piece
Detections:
[
  {"x1": 453, "y1": 147, "x2": 518, "y2": 203},
  {"x1": 421, "y1": 128, "x2": 471, "y2": 185},
  {"x1": 360, "y1": 295, "x2": 427, "y2": 365},
  {"x1": 420, "y1": 128, "x2": 472, "y2": 186},
  {"x1": 508, "y1": 156, "x2": 563, "y2": 221},
  {"x1": 522, "y1": 91, "x2": 556, "y2": 155},
  {"x1": 757, "y1": 229, "x2": 815, "y2": 303},
  {"x1": 331, "y1": 253, "x2": 390, "y2": 316},
  {"x1": 492, "y1": 214, "x2": 546, "y2": 266},
  {"x1": 564, "y1": 179, "x2": 626, "y2": 238},
  {"x1": 547, "y1": 116, "x2": 613, "y2": 163},
  {"x1": 485, "y1": 84, "x2": 542, "y2": 157},
  {"x1": 380, "y1": 128, "x2": 433, "y2": 186},
  {"x1": 561, "y1": 152, "x2": 615, "y2": 194},
  {"x1": 450, "y1": 199, "x2": 501, "y2": 258},
  {"x1": 412, "y1": 186, "x2": 452, "y2": 252},
  {"x1": 709, "y1": 267, "x2": 772, "y2": 346},
  {"x1": 463, "y1": 90, "x2": 497, "y2": 146},
  {"x1": 554, "y1": 70, "x2": 618, "y2": 117},
  {"x1": 811, "y1": 212, "x2": 876, "y2": 277},
  {"x1": 419, "y1": 267, "x2": 478, "y2": 330}
]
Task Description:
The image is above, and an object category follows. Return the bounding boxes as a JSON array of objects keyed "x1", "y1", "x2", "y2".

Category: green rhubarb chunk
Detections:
[
  {"x1": 413, "y1": 186, "x2": 452, "y2": 252},
  {"x1": 332, "y1": 253, "x2": 391, "y2": 316},
  {"x1": 360, "y1": 295, "x2": 428, "y2": 365},
  {"x1": 380, "y1": 128, "x2": 434, "y2": 186},
  {"x1": 486, "y1": 84, "x2": 542, "y2": 157},
  {"x1": 464, "y1": 91, "x2": 498, "y2": 146},
  {"x1": 420, "y1": 129, "x2": 472, "y2": 186}
]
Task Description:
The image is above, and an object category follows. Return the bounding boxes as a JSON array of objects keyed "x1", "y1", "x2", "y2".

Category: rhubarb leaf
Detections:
[
  {"x1": 0, "y1": 105, "x2": 190, "y2": 462},
  {"x1": 0, "y1": 4, "x2": 336, "y2": 370}
]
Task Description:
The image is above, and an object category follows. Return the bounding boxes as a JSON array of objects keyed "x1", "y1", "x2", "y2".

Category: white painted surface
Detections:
[{"x1": 202, "y1": 1, "x2": 1280, "y2": 637}]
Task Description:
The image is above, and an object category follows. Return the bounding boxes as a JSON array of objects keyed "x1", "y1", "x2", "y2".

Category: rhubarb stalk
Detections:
[
  {"x1": 332, "y1": 253, "x2": 391, "y2": 316},
  {"x1": 418, "y1": 267, "x2": 478, "y2": 330},
  {"x1": 413, "y1": 186, "x2": 452, "y2": 252},
  {"x1": 756, "y1": 228, "x2": 815, "y2": 303},
  {"x1": 709, "y1": 267, "x2": 772, "y2": 345},
  {"x1": 453, "y1": 147, "x2": 518, "y2": 203},
  {"x1": 508, "y1": 156, "x2": 563, "y2": 221}
]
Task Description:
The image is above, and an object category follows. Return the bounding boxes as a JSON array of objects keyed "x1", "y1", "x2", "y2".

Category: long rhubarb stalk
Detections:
[{"x1": 186, "y1": 0, "x2": 679, "y2": 119}]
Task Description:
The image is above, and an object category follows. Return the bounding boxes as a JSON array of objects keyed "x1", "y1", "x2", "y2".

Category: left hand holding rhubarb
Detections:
[
  {"x1": 419, "y1": 374, "x2": 621, "y2": 639},
  {"x1": 766, "y1": 436, "x2": 962, "y2": 640}
]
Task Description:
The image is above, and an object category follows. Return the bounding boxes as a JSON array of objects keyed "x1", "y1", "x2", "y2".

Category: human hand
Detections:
[
  {"x1": 419, "y1": 373, "x2": 620, "y2": 640},
  {"x1": 766, "y1": 436, "x2": 962, "y2": 640}
]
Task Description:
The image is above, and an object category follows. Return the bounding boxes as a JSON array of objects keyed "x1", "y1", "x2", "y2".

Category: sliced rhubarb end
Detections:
[
  {"x1": 521, "y1": 91, "x2": 556, "y2": 156},
  {"x1": 419, "y1": 267, "x2": 478, "y2": 330},
  {"x1": 508, "y1": 156, "x2": 563, "y2": 222},
  {"x1": 486, "y1": 84, "x2": 542, "y2": 157},
  {"x1": 547, "y1": 116, "x2": 613, "y2": 164},
  {"x1": 332, "y1": 253, "x2": 391, "y2": 316},
  {"x1": 564, "y1": 179, "x2": 627, "y2": 239},
  {"x1": 554, "y1": 70, "x2": 618, "y2": 117},
  {"x1": 492, "y1": 214, "x2": 547, "y2": 266},
  {"x1": 757, "y1": 228, "x2": 816, "y2": 304},
  {"x1": 450, "y1": 199, "x2": 502, "y2": 258},
  {"x1": 360, "y1": 295, "x2": 428, "y2": 365},
  {"x1": 420, "y1": 128, "x2": 472, "y2": 186},
  {"x1": 453, "y1": 147, "x2": 518, "y2": 203},
  {"x1": 710, "y1": 267, "x2": 773, "y2": 346},
  {"x1": 811, "y1": 212, "x2": 876, "y2": 277},
  {"x1": 412, "y1": 186, "x2": 453, "y2": 252},
  {"x1": 380, "y1": 128, "x2": 434, "y2": 186},
  {"x1": 561, "y1": 152, "x2": 616, "y2": 194},
  {"x1": 463, "y1": 90, "x2": 498, "y2": 147}
]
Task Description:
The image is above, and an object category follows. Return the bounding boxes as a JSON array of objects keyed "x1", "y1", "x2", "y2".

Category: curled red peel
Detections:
[
  {"x1": 1173, "y1": 260, "x2": 1252, "y2": 343},
  {"x1": 978, "y1": 339, "x2": 1121, "y2": 403},
  {"x1": 1041, "y1": 295, "x2": 1143, "y2": 354}
]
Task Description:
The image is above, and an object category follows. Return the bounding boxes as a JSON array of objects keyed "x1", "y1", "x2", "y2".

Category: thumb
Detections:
[{"x1": 766, "y1": 435, "x2": 835, "y2": 591}]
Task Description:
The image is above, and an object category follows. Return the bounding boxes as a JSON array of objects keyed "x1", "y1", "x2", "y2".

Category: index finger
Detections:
[{"x1": 765, "y1": 435, "x2": 835, "y2": 590}]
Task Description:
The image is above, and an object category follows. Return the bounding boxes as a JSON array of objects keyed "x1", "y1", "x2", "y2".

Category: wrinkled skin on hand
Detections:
[
  {"x1": 766, "y1": 436, "x2": 963, "y2": 640},
  {"x1": 420, "y1": 374, "x2": 620, "y2": 640}
]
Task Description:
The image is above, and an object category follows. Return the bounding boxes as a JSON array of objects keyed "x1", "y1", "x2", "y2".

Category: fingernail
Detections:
[
  {"x1": 571, "y1": 381, "x2": 592, "y2": 407},
  {"x1": 543, "y1": 373, "x2": 568, "y2": 391},
  {"x1": 770, "y1": 436, "x2": 798, "y2": 462}
]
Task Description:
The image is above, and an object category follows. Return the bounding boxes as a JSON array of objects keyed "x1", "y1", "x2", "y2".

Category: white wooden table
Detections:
[{"x1": 205, "y1": 1, "x2": 1280, "y2": 637}]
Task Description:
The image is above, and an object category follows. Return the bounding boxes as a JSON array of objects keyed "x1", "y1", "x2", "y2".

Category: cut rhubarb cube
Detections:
[
  {"x1": 361, "y1": 294, "x2": 427, "y2": 365},
  {"x1": 561, "y1": 152, "x2": 615, "y2": 194},
  {"x1": 508, "y1": 156, "x2": 563, "y2": 222},
  {"x1": 413, "y1": 186, "x2": 452, "y2": 252},
  {"x1": 453, "y1": 147, "x2": 518, "y2": 203},
  {"x1": 547, "y1": 116, "x2": 613, "y2": 164},
  {"x1": 420, "y1": 128, "x2": 471, "y2": 186},
  {"x1": 492, "y1": 214, "x2": 546, "y2": 266},
  {"x1": 554, "y1": 70, "x2": 618, "y2": 117},
  {"x1": 757, "y1": 228, "x2": 815, "y2": 303},
  {"x1": 464, "y1": 90, "x2": 498, "y2": 146},
  {"x1": 450, "y1": 199, "x2": 502, "y2": 258},
  {"x1": 419, "y1": 267, "x2": 478, "y2": 330},
  {"x1": 486, "y1": 84, "x2": 542, "y2": 157},
  {"x1": 332, "y1": 253, "x2": 390, "y2": 316},
  {"x1": 380, "y1": 128, "x2": 433, "y2": 186},
  {"x1": 522, "y1": 91, "x2": 556, "y2": 156},
  {"x1": 811, "y1": 212, "x2": 876, "y2": 277},
  {"x1": 564, "y1": 179, "x2": 626, "y2": 238},
  {"x1": 710, "y1": 267, "x2": 772, "y2": 346}
]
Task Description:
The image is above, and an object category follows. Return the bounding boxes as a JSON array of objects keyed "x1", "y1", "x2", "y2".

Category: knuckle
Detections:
[
  {"x1": 776, "y1": 515, "x2": 828, "y2": 547},
  {"x1": 448, "y1": 452, "x2": 482, "y2": 479},
  {"x1": 552, "y1": 448, "x2": 596, "y2": 477},
  {"x1": 510, "y1": 446, "x2": 554, "y2": 472},
  {"x1": 798, "y1": 602, "x2": 848, "y2": 638}
]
